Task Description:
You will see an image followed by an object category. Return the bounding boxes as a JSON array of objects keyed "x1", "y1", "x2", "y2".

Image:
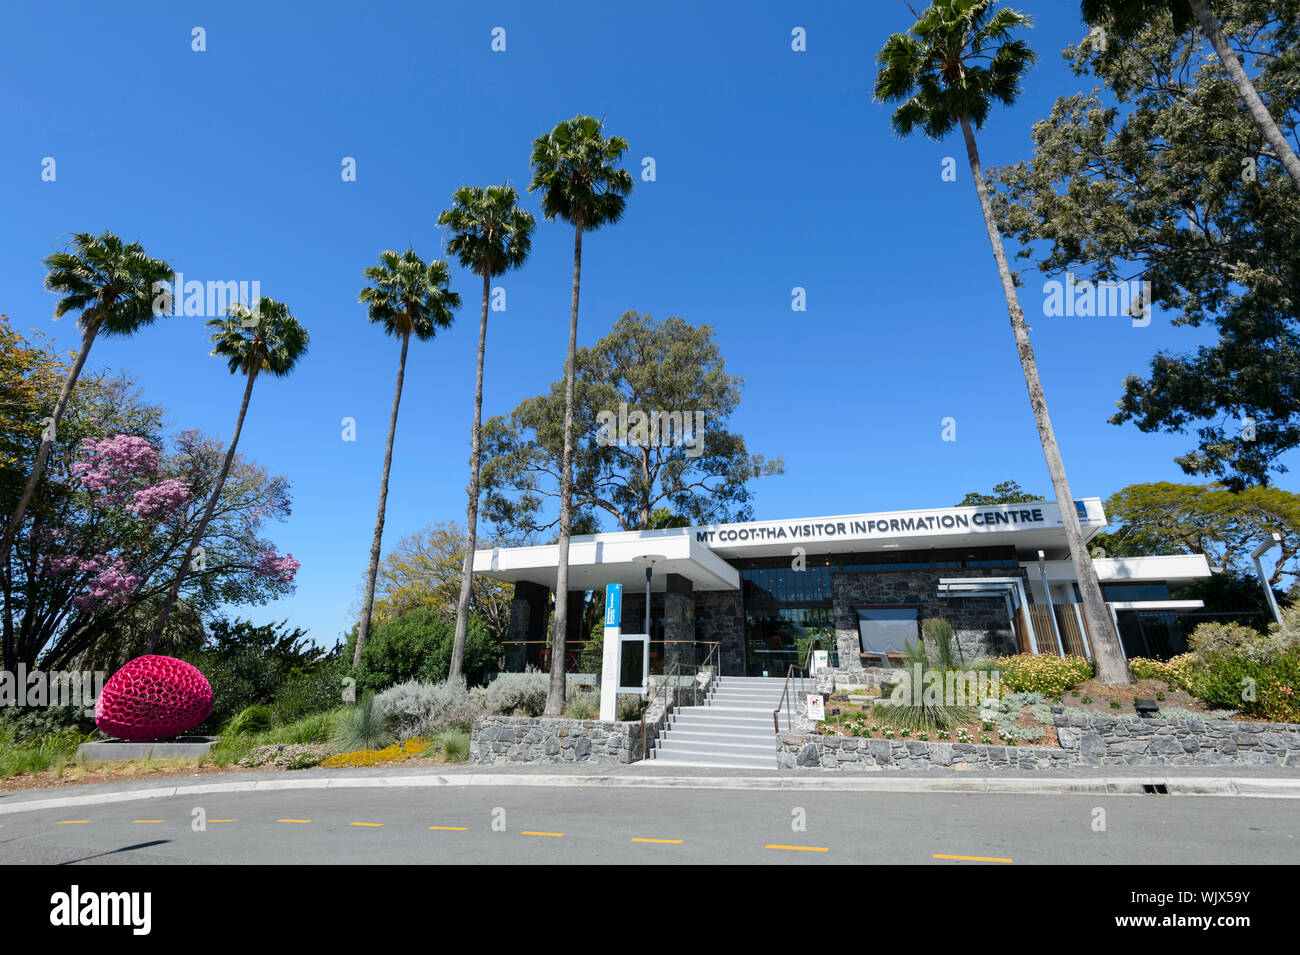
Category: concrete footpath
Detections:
[{"x1": 3, "y1": 762, "x2": 1300, "y2": 816}]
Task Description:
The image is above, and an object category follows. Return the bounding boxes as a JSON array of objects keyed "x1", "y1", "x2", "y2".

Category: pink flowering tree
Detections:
[
  {"x1": 40, "y1": 434, "x2": 189, "y2": 614},
  {"x1": 5, "y1": 377, "x2": 302, "y2": 671}
]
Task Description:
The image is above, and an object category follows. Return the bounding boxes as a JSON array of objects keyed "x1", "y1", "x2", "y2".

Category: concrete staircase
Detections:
[{"x1": 648, "y1": 675, "x2": 808, "y2": 769}]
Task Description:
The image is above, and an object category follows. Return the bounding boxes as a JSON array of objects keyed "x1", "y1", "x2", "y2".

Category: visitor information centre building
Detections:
[{"x1": 473, "y1": 498, "x2": 1211, "y2": 678}]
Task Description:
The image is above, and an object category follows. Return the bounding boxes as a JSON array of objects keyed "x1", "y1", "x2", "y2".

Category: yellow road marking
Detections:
[
  {"x1": 765, "y1": 844, "x2": 829, "y2": 852},
  {"x1": 631, "y1": 838, "x2": 683, "y2": 844},
  {"x1": 428, "y1": 826, "x2": 468, "y2": 831},
  {"x1": 521, "y1": 830, "x2": 564, "y2": 837},
  {"x1": 58, "y1": 820, "x2": 90, "y2": 825},
  {"x1": 277, "y1": 819, "x2": 311, "y2": 824},
  {"x1": 933, "y1": 853, "x2": 1013, "y2": 863},
  {"x1": 349, "y1": 822, "x2": 383, "y2": 827}
]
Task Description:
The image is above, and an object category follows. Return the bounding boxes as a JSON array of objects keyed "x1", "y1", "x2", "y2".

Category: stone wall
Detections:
[
  {"x1": 777, "y1": 716, "x2": 1300, "y2": 770},
  {"x1": 470, "y1": 716, "x2": 643, "y2": 765},
  {"x1": 1054, "y1": 715, "x2": 1300, "y2": 767},
  {"x1": 695, "y1": 590, "x2": 746, "y2": 675},
  {"x1": 469, "y1": 668, "x2": 716, "y2": 765},
  {"x1": 777, "y1": 734, "x2": 1075, "y2": 770},
  {"x1": 830, "y1": 568, "x2": 1023, "y2": 670}
]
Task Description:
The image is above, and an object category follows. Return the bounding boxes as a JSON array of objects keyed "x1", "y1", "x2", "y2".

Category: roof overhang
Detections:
[
  {"x1": 473, "y1": 532, "x2": 741, "y2": 592},
  {"x1": 1030, "y1": 554, "x2": 1213, "y2": 589}
]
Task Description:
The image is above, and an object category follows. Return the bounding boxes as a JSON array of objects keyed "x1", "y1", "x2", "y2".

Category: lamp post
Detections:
[
  {"x1": 1252, "y1": 532, "x2": 1284, "y2": 626},
  {"x1": 639, "y1": 554, "x2": 666, "y2": 687},
  {"x1": 640, "y1": 554, "x2": 665, "y2": 638}
]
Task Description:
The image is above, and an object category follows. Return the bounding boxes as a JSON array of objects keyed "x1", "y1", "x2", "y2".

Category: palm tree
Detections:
[
  {"x1": 1080, "y1": 0, "x2": 1300, "y2": 192},
  {"x1": 352, "y1": 250, "x2": 460, "y2": 669},
  {"x1": 529, "y1": 115, "x2": 634, "y2": 715},
  {"x1": 1, "y1": 232, "x2": 173, "y2": 568},
  {"x1": 874, "y1": 0, "x2": 1133, "y2": 684},
  {"x1": 149, "y1": 298, "x2": 309, "y2": 647},
  {"x1": 436, "y1": 186, "x2": 536, "y2": 681}
]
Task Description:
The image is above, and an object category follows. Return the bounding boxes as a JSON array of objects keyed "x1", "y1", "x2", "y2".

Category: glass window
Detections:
[{"x1": 856, "y1": 607, "x2": 919, "y2": 656}]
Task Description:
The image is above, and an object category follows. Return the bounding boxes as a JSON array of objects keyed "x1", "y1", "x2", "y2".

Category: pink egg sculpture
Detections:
[{"x1": 95, "y1": 655, "x2": 214, "y2": 740}]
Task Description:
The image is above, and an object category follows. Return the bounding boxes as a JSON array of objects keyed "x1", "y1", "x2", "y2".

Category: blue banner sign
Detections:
[{"x1": 604, "y1": 583, "x2": 622, "y2": 628}]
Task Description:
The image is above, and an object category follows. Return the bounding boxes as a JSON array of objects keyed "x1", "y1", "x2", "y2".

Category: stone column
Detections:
[
  {"x1": 663, "y1": 574, "x2": 695, "y2": 673},
  {"x1": 506, "y1": 581, "x2": 548, "y2": 672}
]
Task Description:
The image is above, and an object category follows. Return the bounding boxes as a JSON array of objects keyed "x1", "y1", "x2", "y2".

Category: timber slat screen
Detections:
[
  {"x1": 1027, "y1": 605, "x2": 1063, "y2": 656},
  {"x1": 1054, "y1": 605, "x2": 1090, "y2": 657}
]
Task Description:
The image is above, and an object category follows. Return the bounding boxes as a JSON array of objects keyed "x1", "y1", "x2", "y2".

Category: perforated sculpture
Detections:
[{"x1": 95, "y1": 655, "x2": 214, "y2": 740}]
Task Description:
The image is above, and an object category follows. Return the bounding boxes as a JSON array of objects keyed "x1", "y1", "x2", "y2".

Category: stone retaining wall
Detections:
[
  {"x1": 1054, "y1": 715, "x2": 1300, "y2": 767},
  {"x1": 469, "y1": 717, "x2": 643, "y2": 765},
  {"x1": 777, "y1": 716, "x2": 1300, "y2": 770},
  {"x1": 777, "y1": 734, "x2": 1074, "y2": 770},
  {"x1": 469, "y1": 670, "x2": 715, "y2": 766}
]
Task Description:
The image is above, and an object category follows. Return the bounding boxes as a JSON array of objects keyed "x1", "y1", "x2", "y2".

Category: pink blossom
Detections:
[
  {"x1": 73, "y1": 435, "x2": 159, "y2": 503},
  {"x1": 129, "y1": 479, "x2": 190, "y2": 519},
  {"x1": 256, "y1": 548, "x2": 300, "y2": 583},
  {"x1": 72, "y1": 556, "x2": 141, "y2": 610}
]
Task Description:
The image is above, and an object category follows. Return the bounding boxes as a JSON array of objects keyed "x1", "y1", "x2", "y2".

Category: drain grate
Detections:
[{"x1": 1141, "y1": 782, "x2": 1170, "y2": 795}]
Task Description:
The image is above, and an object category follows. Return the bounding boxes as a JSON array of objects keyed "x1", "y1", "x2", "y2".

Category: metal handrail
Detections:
[
  {"x1": 639, "y1": 641, "x2": 720, "y2": 760},
  {"x1": 772, "y1": 641, "x2": 820, "y2": 733}
]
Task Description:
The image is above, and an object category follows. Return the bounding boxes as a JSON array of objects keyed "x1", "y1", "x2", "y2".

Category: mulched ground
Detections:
[
  {"x1": 0, "y1": 754, "x2": 464, "y2": 793},
  {"x1": 0, "y1": 761, "x2": 263, "y2": 793}
]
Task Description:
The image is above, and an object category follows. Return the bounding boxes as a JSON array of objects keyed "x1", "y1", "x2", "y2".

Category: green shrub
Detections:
[
  {"x1": 374, "y1": 679, "x2": 483, "y2": 738},
  {"x1": 184, "y1": 618, "x2": 341, "y2": 732},
  {"x1": 346, "y1": 609, "x2": 501, "y2": 691},
  {"x1": 272, "y1": 666, "x2": 347, "y2": 724},
  {"x1": 989, "y1": 654, "x2": 1092, "y2": 695},
  {"x1": 223, "y1": 705, "x2": 273, "y2": 737},
  {"x1": 1180, "y1": 652, "x2": 1300, "y2": 723},
  {"x1": 921, "y1": 618, "x2": 963, "y2": 668},
  {"x1": 238, "y1": 743, "x2": 334, "y2": 770},
  {"x1": 0, "y1": 726, "x2": 89, "y2": 778},
  {"x1": 484, "y1": 670, "x2": 549, "y2": 716},
  {"x1": 563, "y1": 687, "x2": 600, "y2": 720},
  {"x1": 0, "y1": 705, "x2": 94, "y2": 744},
  {"x1": 422, "y1": 729, "x2": 470, "y2": 762},
  {"x1": 331, "y1": 693, "x2": 395, "y2": 753}
]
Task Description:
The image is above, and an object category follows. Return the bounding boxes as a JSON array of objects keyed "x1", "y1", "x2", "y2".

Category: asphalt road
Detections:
[{"x1": 0, "y1": 786, "x2": 1296, "y2": 864}]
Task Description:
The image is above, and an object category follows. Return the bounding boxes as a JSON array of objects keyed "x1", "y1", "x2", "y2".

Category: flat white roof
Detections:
[
  {"x1": 473, "y1": 498, "x2": 1111, "y2": 591},
  {"x1": 1032, "y1": 555, "x2": 1213, "y2": 589}
]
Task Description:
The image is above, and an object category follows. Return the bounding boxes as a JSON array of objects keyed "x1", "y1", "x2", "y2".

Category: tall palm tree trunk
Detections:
[
  {"x1": 1189, "y1": 0, "x2": 1300, "y2": 192},
  {"x1": 0, "y1": 321, "x2": 100, "y2": 566},
  {"x1": 149, "y1": 367, "x2": 258, "y2": 650},
  {"x1": 547, "y1": 223, "x2": 583, "y2": 716},
  {"x1": 353, "y1": 331, "x2": 410, "y2": 668},
  {"x1": 959, "y1": 115, "x2": 1132, "y2": 684},
  {"x1": 451, "y1": 271, "x2": 492, "y2": 680}
]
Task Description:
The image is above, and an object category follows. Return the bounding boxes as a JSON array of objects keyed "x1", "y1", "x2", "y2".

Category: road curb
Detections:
[{"x1": 2, "y1": 771, "x2": 1299, "y2": 814}]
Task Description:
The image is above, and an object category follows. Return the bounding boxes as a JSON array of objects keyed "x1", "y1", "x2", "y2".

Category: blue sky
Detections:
[{"x1": 3, "y1": 1, "x2": 1285, "y2": 645}]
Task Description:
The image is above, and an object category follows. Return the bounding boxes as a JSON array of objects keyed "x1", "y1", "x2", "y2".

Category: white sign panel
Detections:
[{"x1": 807, "y1": 694, "x2": 825, "y2": 721}]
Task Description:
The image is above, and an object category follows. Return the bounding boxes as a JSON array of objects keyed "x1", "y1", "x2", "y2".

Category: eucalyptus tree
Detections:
[
  {"x1": 437, "y1": 185, "x2": 535, "y2": 681},
  {"x1": 1, "y1": 232, "x2": 173, "y2": 569},
  {"x1": 352, "y1": 250, "x2": 460, "y2": 668},
  {"x1": 149, "y1": 298, "x2": 309, "y2": 647},
  {"x1": 1080, "y1": 0, "x2": 1300, "y2": 192},
  {"x1": 993, "y1": 0, "x2": 1299, "y2": 488},
  {"x1": 874, "y1": 0, "x2": 1132, "y2": 683},
  {"x1": 529, "y1": 115, "x2": 634, "y2": 714}
]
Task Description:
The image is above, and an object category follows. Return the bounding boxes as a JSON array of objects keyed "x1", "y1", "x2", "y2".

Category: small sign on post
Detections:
[{"x1": 807, "y1": 694, "x2": 825, "y2": 721}]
